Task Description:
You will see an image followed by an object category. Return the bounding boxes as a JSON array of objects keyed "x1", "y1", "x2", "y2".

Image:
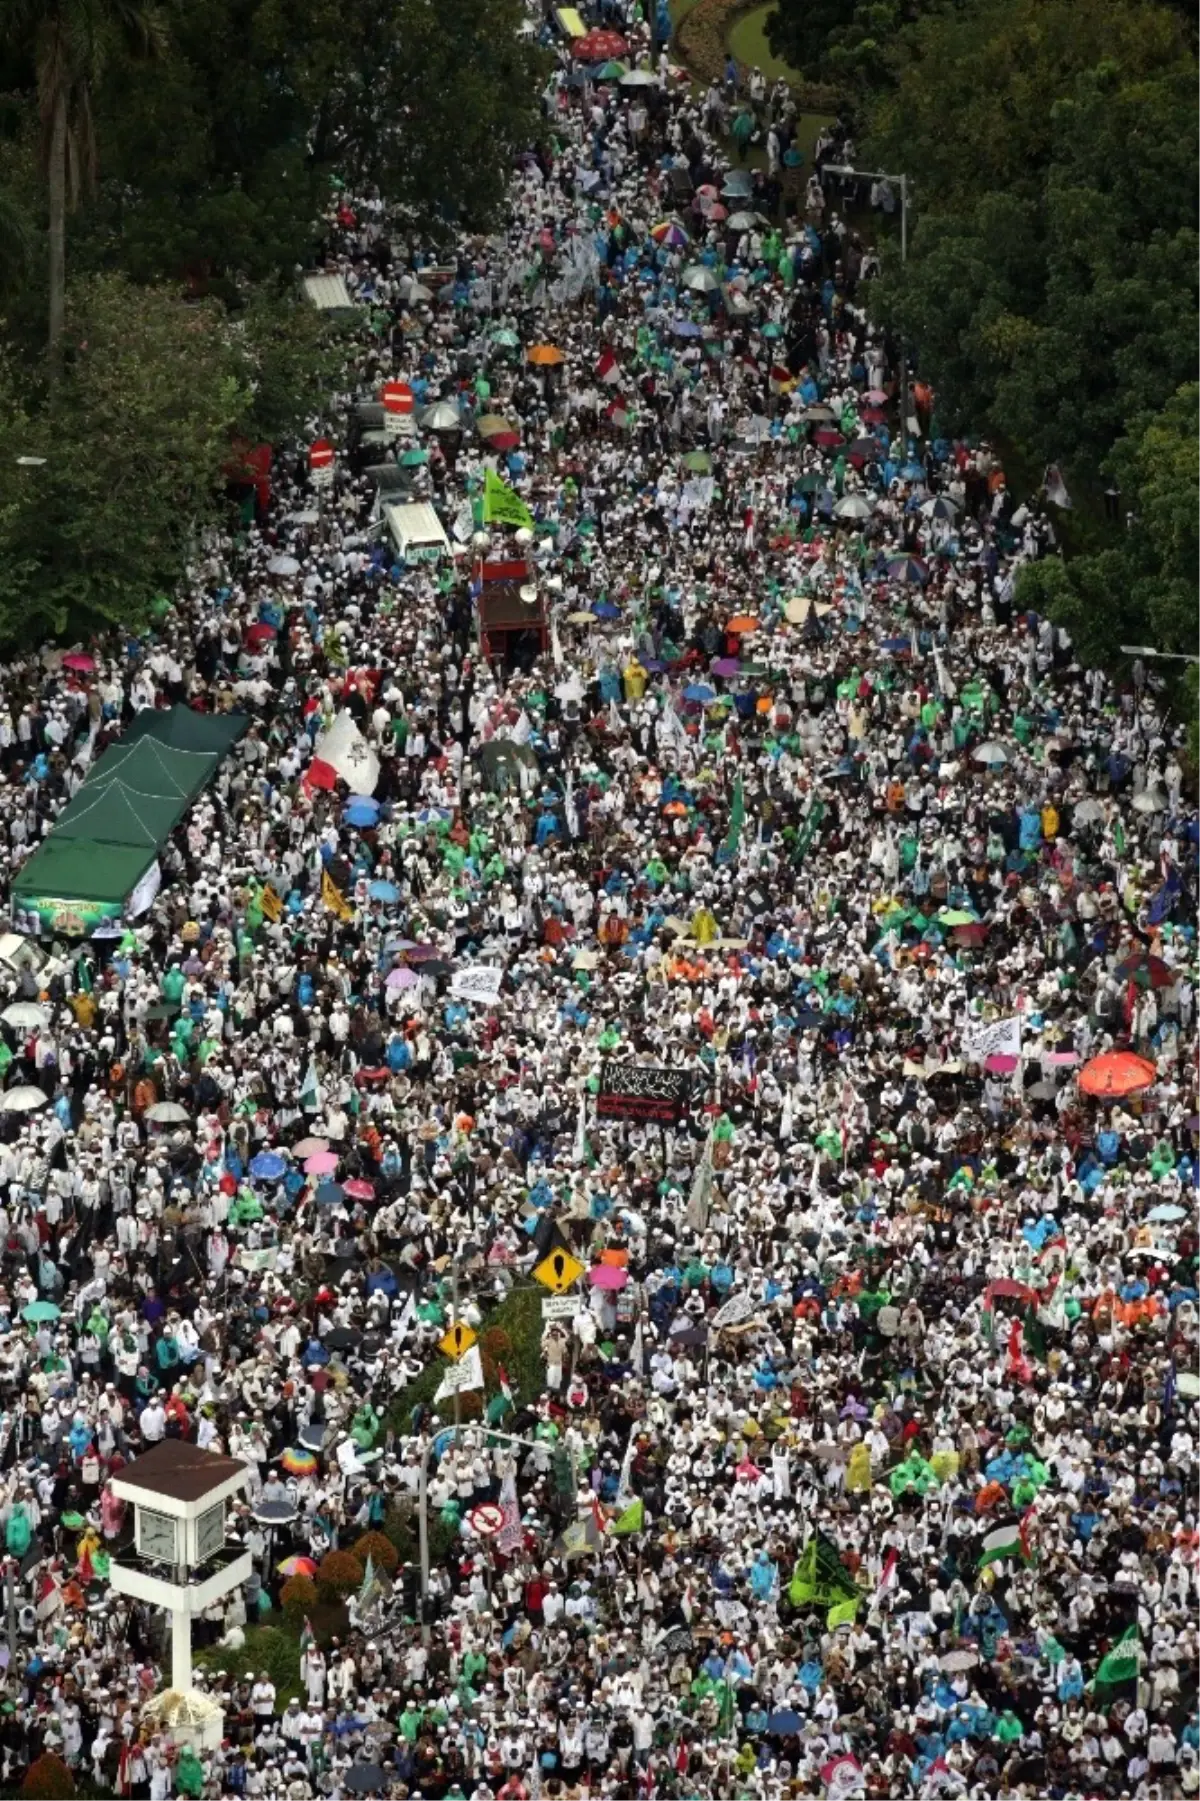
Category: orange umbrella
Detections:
[
  {"x1": 727, "y1": 614, "x2": 759, "y2": 634},
  {"x1": 528, "y1": 344, "x2": 565, "y2": 366},
  {"x1": 600, "y1": 1248, "x2": 629, "y2": 1268},
  {"x1": 1078, "y1": 1051, "x2": 1157, "y2": 1097}
]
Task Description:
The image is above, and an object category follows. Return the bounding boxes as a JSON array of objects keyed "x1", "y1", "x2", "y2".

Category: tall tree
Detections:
[{"x1": 10, "y1": 0, "x2": 166, "y2": 376}]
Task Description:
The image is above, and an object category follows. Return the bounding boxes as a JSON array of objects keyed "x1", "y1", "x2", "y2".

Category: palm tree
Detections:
[{"x1": 11, "y1": 0, "x2": 167, "y2": 378}]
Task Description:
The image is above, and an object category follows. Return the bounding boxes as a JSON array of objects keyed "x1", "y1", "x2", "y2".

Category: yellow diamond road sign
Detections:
[
  {"x1": 533, "y1": 1249, "x2": 585, "y2": 1294},
  {"x1": 439, "y1": 1321, "x2": 477, "y2": 1361}
]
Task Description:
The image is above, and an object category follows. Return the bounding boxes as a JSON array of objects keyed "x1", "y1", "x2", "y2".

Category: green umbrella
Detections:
[
  {"x1": 23, "y1": 1301, "x2": 60, "y2": 1324},
  {"x1": 400, "y1": 447, "x2": 428, "y2": 466},
  {"x1": 491, "y1": 328, "x2": 520, "y2": 349},
  {"x1": 682, "y1": 449, "x2": 712, "y2": 473}
]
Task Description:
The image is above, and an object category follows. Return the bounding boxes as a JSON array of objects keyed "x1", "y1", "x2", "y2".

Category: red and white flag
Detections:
[
  {"x1": 872, "y1": 1548, "x2": 899, "y2": 1610},
  {"x1": 595, "y1": 348, "x2": 622, "y2": 384}
]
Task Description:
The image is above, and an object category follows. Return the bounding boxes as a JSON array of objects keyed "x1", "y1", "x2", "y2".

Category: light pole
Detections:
[
  {"x1": 823, "y1": 163, "x2": 910, "y2": 455},
  {"x1": 1119, "y1": 645, "x2": 1199, "y2": 665}
]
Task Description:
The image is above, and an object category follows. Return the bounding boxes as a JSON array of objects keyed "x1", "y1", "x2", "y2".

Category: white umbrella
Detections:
[
  {"x1": 0, "y1": 1085, "x2": 48, "y2": 1113},
  {"x1": 421, "y1": 401, "x2": 462, "y2": 432},
  {"x1": 834, "y1": 494, "x2": 874, "y2": 520},
  {"x1": 726, "y1": 210, "x2": 767, "y2": 231},
  {"x1": 1073, "y1": 796, "x2": 1104, "y2": 825},
  {"x1": 681, "y1": 266, "x2": 721, "y2": 293},
  {"x1": 1133, "y1": 788, "x2": 1167, "y2": 813},
  {"x1": 285, "y1": 509, "x2": 321, "y2": 526},
  {"x1": 145, "y1": 1100, "x2": 192, "y2": 1124},
  {"x1": 973, "y1": 741, "x2": 1009, "y2": 767},
  {"x1": 620, "y1": 68, "x2": 658, "y2": 85},
  {"x1": 920, "y1": 494, "x2": 960, "y2": 520},
  {"x1": 267, "y1": 554, "x2": 300, "y2": 577},
  {"x1": 1, "y1": 1003, "x2": 48, "y2": 1030},
  {"x1": 401, "y1": 280, "x2": 433, "y2": 304}
]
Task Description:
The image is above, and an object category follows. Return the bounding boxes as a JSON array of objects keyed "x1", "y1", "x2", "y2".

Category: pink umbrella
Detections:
[
  {"x1": 863, "y1": 388, "x2": 888, "y2": 404},
  {"x1": 293, "y1": 1137, "x2": 329, "y2": 1157},
  {"x1": 62, "y1": 652, "x2": 96, "y2": 673},
  {"x1": 985, "y1": 1054, "x2": 1019, "y2": 1074},
  {"x1": 588, "y1": 1265, "x2": 628, "y2": 1290},
  {"x1": 387, "y1": 966, "x2": 419, "y2": 990},
  {"x1": 343, "y1": 1178, "x2": 375, "y2": 1200},
  {"x1": 1044, "y1": 1050, "x2": 1078, "y2": 1066},
  {"x1": 304, "y1": 1151, "x2": 339, "y2": 1175}
]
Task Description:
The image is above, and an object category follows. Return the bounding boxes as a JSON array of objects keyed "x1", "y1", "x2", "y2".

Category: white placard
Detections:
[
  {"x1": 434, "y1": 1344, "x2": 483, "y2": 1399},
  {"x1": 962, "y1": 1016, "x2": 1022, "y2": 1062},
  {"x1": 451, "y1": 965, "x2": 504, "y2": 1005},
  {"x1": 542, "y1": 1295, "x2": 581, "y2": 1322}
]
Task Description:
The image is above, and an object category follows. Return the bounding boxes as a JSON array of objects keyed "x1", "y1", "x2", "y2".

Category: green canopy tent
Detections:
[{"x1": 10, "y1": 707, "x2": 246, "y2": 937}]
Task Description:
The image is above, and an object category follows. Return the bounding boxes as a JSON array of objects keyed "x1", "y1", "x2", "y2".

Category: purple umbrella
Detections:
[
  {"x1": 711, "y1": 657, "x2": 741, "y2": 677},
  {"x1": 387, "y1": 966, "x2": 419, "y2": 990}
]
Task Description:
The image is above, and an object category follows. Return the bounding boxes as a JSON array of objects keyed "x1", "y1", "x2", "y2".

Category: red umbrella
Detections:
[
  {"x1": 813, "y1": 427, "x2": 844, "y2": 448},
  {"x1": 858, "y1": 406, "x2": 887, "y2": 425},
  {"x1": 62, "y1": 652, "x2": 96, "y2": 673},
  {"x1": 1078, "y1": 1051, "x2": 1157, "y2": 1098},
  {"x1": 245, "y1": 623, "x2": 277, "y2": 647},
  {"x1": 343, "y1": 1178, "x2": 375, "y2": 1200},
  {"x1": 574, "y1": 29, "x2": 628, "y2": 60}
]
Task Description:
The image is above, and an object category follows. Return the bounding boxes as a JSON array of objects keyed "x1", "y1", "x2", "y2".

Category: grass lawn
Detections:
[{"x1": 726, "y1": 3, "x2": 800, "y2": 81}]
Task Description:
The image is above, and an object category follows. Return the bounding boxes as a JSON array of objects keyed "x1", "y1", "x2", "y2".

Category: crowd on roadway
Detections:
[{"x1": 0, "y1": 3, "x2": 1194, "y2": 1798}]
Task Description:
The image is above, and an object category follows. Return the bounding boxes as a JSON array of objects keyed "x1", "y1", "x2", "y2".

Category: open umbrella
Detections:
[
  {"x1": 249, "y1": 1152, "x2": 287, "y2": 1181},
  {"x1": 721, "y1": 171, "x2": 753, "y2": 198},
  {"x1": 589, "y1": 1264, "x2": 628, "y2": 1290},
  {"x1": 726, "y1": 210, "x2": 767, "y2": 231},
  {"x1": 278, "y1": 1447, "x2": 317, "y2": 1481},
  {"x1": 387, "y1": 966, "x2": 419, "y2": 991},
  {"x1": 267, "y1": 554, "x2": 300, "y2": 577},
  {"x1": 477, "y1": 413, "x2": 519, "y2": 438},
  {"x1": 316, "y1": 1181, "x2": 344, "y2": 1205},
  {"x1": 972, "y1": 741, "x2": 1009, "y2": 768},
  {"x1": 940, "y1": 1649, "x2": 980, "y2": 1673},
  {"x1": 143, "y1": 1099, "x2": 190, "y2": 1123},
  {"x1": 1, "y1": 1002, "x2": 47, "y2": 1030},
  {"x1": 573, "y1": 28, "x2": 628, "y2": 60},
  {"x1": 528, "y1": 343, "x2": 565, "y2": 366},
  {"x1": 620, "y1": 67, "x2": 659, "y2": 85},
  {"x1": 342, "y1": 1769, "x2": 388, "y2": 1797},
  {"x1": 767, "y1": 1710, "x2": 803, "y2": 1736},
  {"x1": 886, "y1": 555, "x2": 929, "y2": 584},
  {"x1": 344, "y1": 1178, "x2": 376, "y2": 1201},
  {"x1": 421, "y1": 401, "x2": 461, "y2": 432},
  {"x1": 344, "y1": 799, "x2": 380, "y2": 828},
  {"x1": 22, "y1": 1301, "x2": 60, "y2": 1324},
  {"x1": 683, "y1": 683, "x2": 715, "y2": 703},
  {"x1": 62, "y1": 651, "x2": 96, "y2": 672},
  {"x1": 921, "y1": 494, "x2": 961, "y2": 520},
  {"x1": 726, "y1": 614, "x2": 758, "y2": 634},
  {"x1": 293, "y1": 1137, "x2": 328, "y2": 1158},
  {"x1": 368, "y1": 879, "x2": 399, "y2": 903},
  {"x1": 1079, "y1": 1051, "x2": 1156, "y2": 1098},
  {"x1": 1148, "y1": 1203, "x2": 1186, "y2": 1222},
  {"x1": 304, "y1": 1150, "x2": 340, "y2": 1175},
  {"x1": 681, "y1": 266, "x2": 721, "y2": 293},
  {"x1": 650, "y1": 220, "x2": 688, "y2": 248},
  {"x1": 278, "y1": 1555, "x2": 318, "y2": 1578},
  {"x1": 682, "y1": 449, "x2": 711, "y2": 473},
  {"x1": 834, "y1": 495, "x2": 874, "y2": 520},
  {"x1": 1114, "y1": 950, "x2": 1174, "y2": 989}
]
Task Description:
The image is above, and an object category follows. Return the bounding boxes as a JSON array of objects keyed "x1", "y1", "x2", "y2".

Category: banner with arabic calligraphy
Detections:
[{"x1": 597, "y1": 1062, "x2": 691, "y2": 1125}]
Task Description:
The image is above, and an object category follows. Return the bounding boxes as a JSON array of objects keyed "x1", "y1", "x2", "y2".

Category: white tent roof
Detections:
[{"x1": 303, "y1": 273, "x2": 356, "y2": 312}]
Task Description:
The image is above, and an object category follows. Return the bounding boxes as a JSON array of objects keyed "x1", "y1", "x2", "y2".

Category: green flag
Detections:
[
  {"x1": 1091, "y1": 1624, "x2": 1141, "y2": 1700},
  {"x1": 483, "y1": 468, "x2": 534, "y2": 529},
  {"x1": 793, "y1": 798, "x2": 827, "y2": 863},
  {"x1": 611, "y1": 1498, "x2": 644, "y2": 1536},
  {"x1": 717, "y1": 777, "x2": 745, "y2": 864},
  {"x1": 826, "y1": 1595, "x2": 860, "y2": 1630},
  {"x1": 789, "y1": 1532, "x2": 858, "y2": 1608}
]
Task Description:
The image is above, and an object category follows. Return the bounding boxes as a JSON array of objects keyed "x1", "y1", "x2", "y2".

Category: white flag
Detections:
[
  {"x1": 685, "y1": 1127, "x2": 715, "y2": 1232},
  {"x1": 313, "y1": 710, "x2": 380, "y2": 796}
]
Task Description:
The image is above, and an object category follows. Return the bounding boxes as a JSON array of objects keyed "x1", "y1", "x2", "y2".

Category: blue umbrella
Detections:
[
  {"x1": 671, "y1": 319, "x2": 703, "y2": 338},
  {"x1": 1149, "y1": 1204, "x2": 1186, "y2": 1222},
  {"x1": 880, "y1": 636, "x2": 913, "y2": 654},
  {"x1": 767, "y1": 1709, "x2": 802, "y2": 1736},
  {"x1": 368, "y1": 880, "x2": 400, "y2": 903},
  {"x1": 344, "y1": 799, "x2": 379, "y2": 828},
  {"x1": 316, "y1": 1180, "x2": 345, "y2": 1205},
  {"x1": 683, "y1": 683, "x2": 715, "y2": 703},
  {"x1": 249, "y1": 1152, "x2": 287, "y2": 1181},
  {"x1": 592, "y1": 602, "x2": 620, "y2": 619}
]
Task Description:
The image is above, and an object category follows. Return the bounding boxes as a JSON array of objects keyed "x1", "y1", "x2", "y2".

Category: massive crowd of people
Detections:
[{"x1": 0, "y1": 6, "x2": 1194, "y2": 1798}]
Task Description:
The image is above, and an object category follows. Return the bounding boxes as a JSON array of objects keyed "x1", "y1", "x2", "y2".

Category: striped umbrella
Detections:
[{"x1": 650, "y1": 219, "x2": 688, "y2": 249}]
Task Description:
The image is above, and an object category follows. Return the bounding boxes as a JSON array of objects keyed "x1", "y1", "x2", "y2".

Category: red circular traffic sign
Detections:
[
  {"x1": 380, "y1": 380, "x2": 414, "y2": 417},
  {"x1": 308, "y1": 439, "x2": 334, "y2": 470}
]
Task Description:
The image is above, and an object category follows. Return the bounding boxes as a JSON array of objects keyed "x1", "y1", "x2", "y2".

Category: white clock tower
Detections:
[{"x1": 109, "y1": 1441, "x2": 252, "y2": 1709}]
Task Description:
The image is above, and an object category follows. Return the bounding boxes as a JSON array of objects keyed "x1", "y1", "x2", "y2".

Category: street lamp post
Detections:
[
  {"x1": 823, "y1": 164, "x2": 910, "y2": 454},
  {"x1": 1119, "y1": 645, "x2": 1200, "y2": 665}
]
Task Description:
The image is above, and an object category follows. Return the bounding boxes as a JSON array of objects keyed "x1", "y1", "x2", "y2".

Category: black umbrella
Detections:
[
  {"x1": 343, "y1": 1766, "x2": 389, "y2": 1794},
  {"x1": 323, "y1": 1327, "x2": 356, "y2": 1351}
]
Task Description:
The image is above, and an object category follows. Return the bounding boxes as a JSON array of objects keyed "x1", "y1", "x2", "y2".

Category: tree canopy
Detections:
[{"x1": 0, "y1": 0, "x2": 543, "y2": 645}]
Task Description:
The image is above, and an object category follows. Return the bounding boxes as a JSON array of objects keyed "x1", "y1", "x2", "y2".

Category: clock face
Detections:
[
  {"x1": 139, "y1": 1508, "x2": 178, "y2": 1564},
  {"x1": 195, "y1": 1502, "x2": 226, "y2": 1565}
]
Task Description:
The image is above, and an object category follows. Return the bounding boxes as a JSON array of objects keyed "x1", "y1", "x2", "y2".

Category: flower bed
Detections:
[{"x1": 677, "y1": 0, "x2": 841, "y2": 110}]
